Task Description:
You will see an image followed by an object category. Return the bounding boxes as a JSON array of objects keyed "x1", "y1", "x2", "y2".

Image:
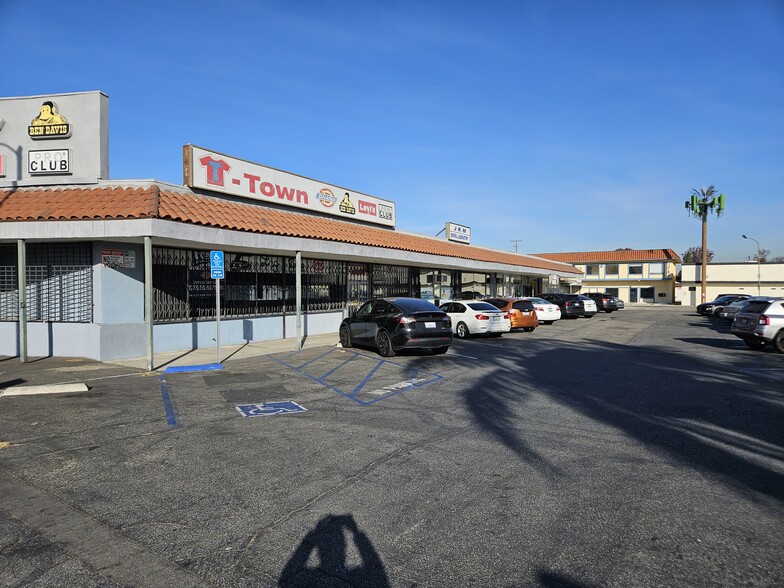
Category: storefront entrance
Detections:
[{"x1": 629, "y1": 287, "x2": 655, "y2": 303}]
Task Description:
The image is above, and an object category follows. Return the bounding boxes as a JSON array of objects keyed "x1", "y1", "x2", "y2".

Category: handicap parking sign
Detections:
[
  {"x1": 236, "y1": 401, "x2": 307, "y2": 417},
  {"x1": 210, "y1": 250, "x2": 224, "y2": 279}
]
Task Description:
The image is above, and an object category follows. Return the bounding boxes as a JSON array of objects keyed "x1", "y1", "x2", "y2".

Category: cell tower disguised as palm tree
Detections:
[{"x1": 685, "y1": 185, "x2": 725, "y2": 303}]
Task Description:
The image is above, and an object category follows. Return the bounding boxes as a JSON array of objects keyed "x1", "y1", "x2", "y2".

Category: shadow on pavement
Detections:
[
  {"x1": 279, "y1": 513, "x2": 389, "y2": 587},
  {"x1": 463, "y1": 338, "x2": 783, "y2": 501}
]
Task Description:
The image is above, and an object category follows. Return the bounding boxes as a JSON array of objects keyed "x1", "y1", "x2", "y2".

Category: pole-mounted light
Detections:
[{"x1": 742, "y1": 234, "x2": 761, "y2": 296}]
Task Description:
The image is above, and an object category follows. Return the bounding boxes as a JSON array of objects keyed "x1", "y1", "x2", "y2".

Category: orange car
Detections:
[{"x1": 483, "y1": 297, "x2": 539, "y2": 332}]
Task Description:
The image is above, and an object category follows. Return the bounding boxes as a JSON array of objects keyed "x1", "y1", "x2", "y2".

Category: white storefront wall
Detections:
[{"x1": 680, "y1": 262, "x2": 784, "y2": 305}]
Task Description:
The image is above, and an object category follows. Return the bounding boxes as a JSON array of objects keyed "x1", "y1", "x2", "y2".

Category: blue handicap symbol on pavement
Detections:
[{"x1": 236, "y1": 401, "x2": 307, "y2": 417}]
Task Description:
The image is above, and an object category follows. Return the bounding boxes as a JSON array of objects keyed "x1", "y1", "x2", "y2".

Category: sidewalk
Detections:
[{"x1": 109, "y1": 331, "x2": 341, "y2": 371}]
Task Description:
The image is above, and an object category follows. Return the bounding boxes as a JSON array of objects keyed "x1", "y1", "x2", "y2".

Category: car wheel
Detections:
[
  {"x1": 743, "y1": 337, "x2": 766, "y2": 350},
  {"x1": 339, "y1": 324, "x2": 352, "y2": 348},
  {"x1": 433, "y1": 346, "x2": 449, "y2": 354},
  {"x1": 456, "y1": 322, "x2": 469, "y2": 339},
  {"x1": 523, "y1": 327, "x2": 535, "y2": 332},
  {"x1": 376, "y1": 330, "x2": 396, "y2": 357},
  {"x1": 773, "y1": 331, "x2": 784, "y2": 354}
]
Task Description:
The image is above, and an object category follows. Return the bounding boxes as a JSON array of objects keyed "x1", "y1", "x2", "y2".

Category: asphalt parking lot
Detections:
[{"x1": 1, "y1": 306, "x2": 782, "y2": 587}]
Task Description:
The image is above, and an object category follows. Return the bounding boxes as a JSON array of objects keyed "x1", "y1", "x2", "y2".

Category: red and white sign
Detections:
[{"x1": 184, "y1": 145, "x2": 396, "y2": 227}]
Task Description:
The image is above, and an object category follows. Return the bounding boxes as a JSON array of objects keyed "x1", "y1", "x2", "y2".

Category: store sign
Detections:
[
  {"x1": 27, "y1": 101, "x2": 71, "y2": 139},
  {"x1": 1, "y1": 92, "x2": 108, "y2": 188},
  {"x1": 28, "y1": 149, "x2": 70, "y2": 175},
  {"x1": 183, "y1": 145, "x2": 396, "y2": 227},
  {"x1": 101, "y1": 249, "x2": 136, "y2": 269},
  {"x1": 446, "y1": 222, "x2": 471, "y2": 244}
]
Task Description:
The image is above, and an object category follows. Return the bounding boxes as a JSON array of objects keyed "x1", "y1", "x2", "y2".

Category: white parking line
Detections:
[{"x1": 447, "y1": 352, "x2": 480, "y2": 360}]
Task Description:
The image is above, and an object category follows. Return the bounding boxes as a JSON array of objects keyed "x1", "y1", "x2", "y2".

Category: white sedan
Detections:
[
  {"x1": 521, "y1": 297, "x2": 562, "y2": 325},
  {"x1": 439, "y1": 301, "x2": 512, "y2": 339}
]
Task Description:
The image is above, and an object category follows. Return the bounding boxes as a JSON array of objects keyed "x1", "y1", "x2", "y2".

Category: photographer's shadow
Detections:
[{"x1": 279, "y1": 514, "x2": 390, "y2": 587}]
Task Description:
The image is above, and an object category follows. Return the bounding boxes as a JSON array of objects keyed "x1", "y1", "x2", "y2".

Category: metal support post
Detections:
[
  {"x1": 17, "y1": 239, "x2": 27, "y2": 363},
  {"x1": 144, "y1": 236, "x2": 154, "y2": 371}
]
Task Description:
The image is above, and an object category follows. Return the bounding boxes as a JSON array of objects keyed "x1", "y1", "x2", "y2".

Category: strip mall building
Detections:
[{"x1": 0, "y1": 91, "x2": 581, "y2": 365}]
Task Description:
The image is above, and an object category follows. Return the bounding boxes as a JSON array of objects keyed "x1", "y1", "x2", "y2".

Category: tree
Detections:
[
  {"x1": 685, "y1": 185, "x2": 725, "y2": 303},
  {"x1": 750, "y1": 249, "x2": 771, "y2": 263},
  {"x1": 769, "y1": 256, "x2": 784, "y2": 263},
  {"x1": 682, "y1": 247, "x2": 714, "y2": 264}
]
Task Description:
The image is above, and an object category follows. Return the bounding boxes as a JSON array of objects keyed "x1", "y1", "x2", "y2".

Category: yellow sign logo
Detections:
[
  {"x1": 28, "y1": 101, "x2": 71, "y2": 139},
  {"x1": 339, "y1": 192, "x2": 356, "y2": 215}
]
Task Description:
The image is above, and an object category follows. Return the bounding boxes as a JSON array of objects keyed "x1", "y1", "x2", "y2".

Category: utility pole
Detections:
[
  {"x1": 510, "y1": 240, "x2": 522, "y2": 254},
  {"x1": 685, "y1": 186, "x2": 725, "y2": 303}
]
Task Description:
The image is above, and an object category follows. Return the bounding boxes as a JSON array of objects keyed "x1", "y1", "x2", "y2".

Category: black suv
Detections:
[
  {"x1": 540, "y1": 293, "x2": 597, "y2": 318},
  {"x1": 584, "y1": 292, "x2": 622, "y2": 313}
]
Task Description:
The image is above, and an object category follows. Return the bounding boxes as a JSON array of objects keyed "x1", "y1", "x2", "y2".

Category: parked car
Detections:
[
  {"x1": 539, "y1": 293, "x2": 597, "y2": 318},
  {"x1": 439, "y1": 301, "x2": 511, "y2": 339},
  {"x1": 483, "y1": 297, "x2": 539, "y2": 331},
  {"x1": 731, "y1": 297, "x2": 784, "y2": 352},
  {"x1": 696, "y1": 294, "x2": 748, "y2": 316},
  {"x1": 584, "y1": 292, "x2": 623, "y2": 313},
  {"x1": 339, "y1": 297, "x2": 452, "y2": 357},
  {"x1": 718, "y1": 297, "x2": 751, "y2": 321},
  {"x1": 520, "y1": 297, "x2": 561, "y2": 325}
]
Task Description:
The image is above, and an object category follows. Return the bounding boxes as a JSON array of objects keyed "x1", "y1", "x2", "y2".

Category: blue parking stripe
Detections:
[
  {"x1": 158, "y1": 376, "x2": 179, "y2": 427},
  {"x1": 351, "y1": 360, "x2": 384, "y2": 397},
  {"x1": 319, "y1": 353, "x2": 359, "y2": 380},
  {"x1": 269, "y1": 348, "x2": 444, "y2": 406},
  {"x1": 293, "y1": 348, "x2": 338, "y2": 370}
]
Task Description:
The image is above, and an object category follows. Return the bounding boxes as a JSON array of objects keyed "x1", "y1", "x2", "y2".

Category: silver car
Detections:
[{"x1": 731, "y1": 297, "x2": 784, "y2": 353}]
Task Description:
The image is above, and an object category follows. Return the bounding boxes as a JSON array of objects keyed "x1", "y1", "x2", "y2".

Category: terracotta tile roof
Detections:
[
  {"x1": 0, "y1": 184, "x2": 580, "y2": 275},
  {"x1": 531, "y1": 249, "x2": 682, "y2": 263}
]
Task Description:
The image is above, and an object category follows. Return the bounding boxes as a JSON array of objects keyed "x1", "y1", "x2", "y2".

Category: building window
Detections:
[
  {"x1": 371, "y1": 264, "x2": 413, "y2": 299},
  {"x1": 605, "y1": 263, "x2": 619, "y2": 276},
  {"x1": 604, "y1": 288, "x2": 619, "y2": 297},
  {"x1": 460, "y1": 273, "x2": 489, "y2": 299},
  {"x1": 585, "y1": 264, "x2": 599, "y2": 279},
  {"x1": 629, "y1": 264, "x2": 643, "y2": 276},
  {"x1": 152, "y1": 247, "x2": 347, "y2": 322},
  {"x1": 0, "y1": 243, "x2": 92, "y2": 322},
  {"x1": 649, "y1": 262, "x2": 664, "y2": 275}
]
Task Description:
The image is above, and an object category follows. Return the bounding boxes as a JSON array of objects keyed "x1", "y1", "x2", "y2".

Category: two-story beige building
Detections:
[{"x1": 532, "y1": 249, "x2": 681, "y2": 303}]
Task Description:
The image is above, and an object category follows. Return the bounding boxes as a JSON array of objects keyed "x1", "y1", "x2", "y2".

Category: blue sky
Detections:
[{"x1": 3, "y1": 0, "x2": 783, "y2": 261}]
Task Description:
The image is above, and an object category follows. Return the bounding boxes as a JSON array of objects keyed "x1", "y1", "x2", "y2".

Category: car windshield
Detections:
[
  {"x1": 527, "y1": 298, "x2": 548, "y2": 305},
  {"x1": 466, "y1": 302, "x2": 500, "y2": 311},
  {"x1": 393, "y1": 298, "x2": 442, "y2": 312}
]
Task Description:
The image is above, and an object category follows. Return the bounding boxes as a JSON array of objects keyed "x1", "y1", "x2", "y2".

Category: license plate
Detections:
[
  {"x1": 425, "y1": 321, "x2": 436, "y2": 328},
  {"x1": 491, "y1": 316, "x2": 499, "y2": 321}
]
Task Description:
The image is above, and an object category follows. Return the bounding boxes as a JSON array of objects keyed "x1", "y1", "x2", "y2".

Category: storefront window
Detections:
[
  {"x1": 153, "y1": 247, "x2": 346, "y2": 322},
  {"x1": 460, "y1": 273, "x2": 488, "y2": 299},
  {"x1": 605, "y1": 263, "x2": 619, "y2": 276},
  {"x1": 0, "y1": 243, "x2": 92, "y2": 322}
]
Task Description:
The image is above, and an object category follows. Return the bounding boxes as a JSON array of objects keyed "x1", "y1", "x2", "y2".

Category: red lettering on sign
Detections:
[
  {"x1": 358, "y1": 200, "x2": 377, "y2": 216},
  {"x1": 244, "y1": 173, "x2": 261, "y2": 192},
  {"x1": 261, "y1": 182, "x2": 275, "y2": 197}
]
